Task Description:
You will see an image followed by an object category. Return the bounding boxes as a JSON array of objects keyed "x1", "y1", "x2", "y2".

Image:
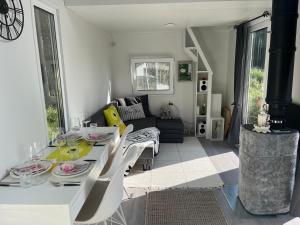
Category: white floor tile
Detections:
[
  {"x1": 124, "y1": 171, "x2": 152, "y2": 188},
  {"x1": 185, "y1": 173, "x2": 224, "y2": 188},
  {"x1": 179, "y1": 151, "x2": 208, "y2": 161},
  {"x1": 126, "y1": 137, "x2": 224, "y2": 189},
  {"x1": 159, "y1": 143, "x2": 178, "y2": 152},
  {"x1": 181, "y1": 157, "x2": 219, "y2": 172},
  {"x1": 151, "y1": 172, "x2": 187, "y2": 189},
  {"x1": 284, "y1": 218, "x2": 300, "y2": 225},
  {"x1": 155, "y1": 150, "x2": 180, "y2": 161},
  {"x1": 152, "y1": 160, "x2": 184, "y2": 173}
]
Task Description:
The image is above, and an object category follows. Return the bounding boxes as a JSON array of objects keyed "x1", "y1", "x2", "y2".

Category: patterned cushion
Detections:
[
  {"x1": 125, "y1": 95, "x2": 152, "y2": 117},
  {"x1": 117, "y1": 103, "x2": 146, "y2": 122},
  {"x1": 103, "y1": 105, "x2": 127, "y2": 135}
]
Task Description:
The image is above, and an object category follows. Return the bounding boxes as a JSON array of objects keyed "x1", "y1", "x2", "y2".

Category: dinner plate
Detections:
[
  {"x1": 52, "y1": 161, "x2": 92, "y2": 178},
  {"x1": 10, "y1": 160, "x2": 52, "y2": 178},
  {"x1": 84, "y1": 133, "x2": 113, "y2": 142}
]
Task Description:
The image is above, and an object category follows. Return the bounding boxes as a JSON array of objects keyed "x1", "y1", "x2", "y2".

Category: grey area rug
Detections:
[{"x1": 145, "y1": 190, "x2": 228, "y2": 225}]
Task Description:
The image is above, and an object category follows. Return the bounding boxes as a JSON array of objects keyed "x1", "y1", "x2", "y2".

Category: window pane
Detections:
[
  {"x1": 34, "y1": 7, "x2": 65, "y2": 140},
  {"x1": 135, "y1": 62, "x2": 170, "y2": 91},
  {"x1": 246, "y1": 28, "x2": 268, "y2": 124}
]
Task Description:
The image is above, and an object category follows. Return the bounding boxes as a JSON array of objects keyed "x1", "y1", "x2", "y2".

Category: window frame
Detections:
[
  {"x1": 31, "y1": 0, "x2": 69, "y2": 144},
  {"x1": 242, "y1": 19, "x2": 271, "y2": 125},
  {"x1": 131, "y1": 57, "x2": 175, "y2": 95}
]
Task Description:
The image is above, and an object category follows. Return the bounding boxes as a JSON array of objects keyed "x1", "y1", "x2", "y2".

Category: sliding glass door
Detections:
[
  {"x1": 243, "y1": 22, "x2": 270, "y2": 124},
  {"x1": 34, "y1": 5, "x2": 66, "y2": 141}
]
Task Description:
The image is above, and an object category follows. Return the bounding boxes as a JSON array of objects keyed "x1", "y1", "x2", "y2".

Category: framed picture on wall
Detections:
[{"x1": 178, "y1": 61, "x2": 193, "y2": 81}]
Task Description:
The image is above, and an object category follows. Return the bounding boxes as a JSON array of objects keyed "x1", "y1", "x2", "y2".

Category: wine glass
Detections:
[{"x1": 51, "y1": 127, "x2": 66, "y2": 147}]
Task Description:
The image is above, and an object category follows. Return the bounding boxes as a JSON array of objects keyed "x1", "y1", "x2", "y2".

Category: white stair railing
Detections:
[{"x1": 184, "y1": 27, "x2": 213, "y2": 139}]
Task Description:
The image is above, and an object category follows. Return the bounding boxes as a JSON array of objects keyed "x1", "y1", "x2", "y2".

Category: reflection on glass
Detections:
[
  {"x1": 246, "y1": 28, "x2": 268, "y2": 124},
  {"x1": 135, "y1": 62, "x2": 170, "y2": 91},
  {"x1": 34, "y1": 7, "x2": 65, "y2": 141}
]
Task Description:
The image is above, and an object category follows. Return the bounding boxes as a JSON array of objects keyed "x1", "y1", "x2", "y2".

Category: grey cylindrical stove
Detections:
[{"x1": 239, "y1": 125, "x2": 299, "y2": 215}]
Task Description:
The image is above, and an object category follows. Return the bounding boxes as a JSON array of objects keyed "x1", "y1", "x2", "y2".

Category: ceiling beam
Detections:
[{"x1": 64, "y1": 0, "x2": 269, "y2": 6}]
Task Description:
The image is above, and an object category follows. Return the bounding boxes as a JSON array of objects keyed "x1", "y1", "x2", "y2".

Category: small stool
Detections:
[{"x1": 157, "y1": 118, "x2": 184, "y2": 143}]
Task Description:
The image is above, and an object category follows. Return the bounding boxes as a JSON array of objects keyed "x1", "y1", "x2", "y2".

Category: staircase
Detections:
[{"x1": 184, "y1": 27, "x2": 213, "y2": 139}]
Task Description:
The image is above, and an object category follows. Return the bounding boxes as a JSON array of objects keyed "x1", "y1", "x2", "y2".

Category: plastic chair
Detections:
[
  {"x1": 75, "y1": 161, "x2": 129, "y2": 225},
  {"x1": 99, "y1": 124, "x2": 133, "y2": 180}
]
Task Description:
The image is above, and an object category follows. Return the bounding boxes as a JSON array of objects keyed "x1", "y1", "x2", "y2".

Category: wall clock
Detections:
[{"x1": 0, "y1": 0, "x2": 24, "y2": 41}]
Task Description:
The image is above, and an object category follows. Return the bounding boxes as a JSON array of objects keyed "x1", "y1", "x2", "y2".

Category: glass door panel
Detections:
[
  {"x1": 244, "y1": 27, "x2": 269, "y2": 124},
  {"x1": 34, "y1": 7, "x2": 65, "y2": 140}
]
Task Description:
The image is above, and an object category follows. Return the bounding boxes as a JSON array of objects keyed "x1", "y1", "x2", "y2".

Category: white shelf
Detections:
[{"x1": 185, "y1": 27, "x2": 213, "y2": 139}]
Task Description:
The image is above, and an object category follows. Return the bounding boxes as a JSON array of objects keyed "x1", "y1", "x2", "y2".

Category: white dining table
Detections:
[{"x1": 0, "y1": 127, "x2": 119, "y2": 225}]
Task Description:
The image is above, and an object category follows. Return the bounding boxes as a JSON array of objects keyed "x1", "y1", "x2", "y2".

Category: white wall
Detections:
[
  {"x1": 59, "y1": 4, "x2": 112, "y2": 119},
  {"x1": 111, "y1": 30, "x2": 194, "y2": 126},
  {"x1": 292, "y1": 3, "x2": 300, "y2": 104},
  {"x1": 193, "y1": 27, "x2": 236, "y2": 109},
  {"x1": 111, "y1": 28, "x2": 236, "y2": 128},
  {"x1": 0, "y1": 0, "x2": 112, "y2": 179}
]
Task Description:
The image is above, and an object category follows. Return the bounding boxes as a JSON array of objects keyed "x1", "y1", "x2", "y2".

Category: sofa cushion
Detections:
[
  {"x1": 125, "y1": 117, "x2": 156, "y2": 132},
  {"x1": 125, "y1": 95, "x2": 152, "y2": 117},
  {"x1": 157, "y1": 119, "x2": 184, "y2": 131},
  {"x1": 90, "y1": 103, "x2": 117, "y2": 127},
  {"x1": 117, "y1": 103, "x2": 145, "y2": 121},
  {"x1": 103, "y1": 105, "x2": 127, "y2": 135}
]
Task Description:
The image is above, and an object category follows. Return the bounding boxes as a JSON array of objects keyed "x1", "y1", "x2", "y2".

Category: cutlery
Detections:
[
  {"x1": 0, "y1": 182, "x2": 21, "y2": 187},
  {"x1": 94, "y1": 143, "x2": 105, "y2": 146},
  {"x1": 50, "y1": 181, "x2": 81, "y2": 187},
  {"x1": 62, "y1": 183, "x2": 81, "y2": 186}
]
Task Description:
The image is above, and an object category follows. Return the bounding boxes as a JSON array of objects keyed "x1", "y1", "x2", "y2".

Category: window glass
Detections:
[
  {"x1": 135, "y1": 62, "x2": 171, "y2": 91},
  {"x1": 131, "y1": 58, "x2": 174, "y2": 94},
  {"x1": 245, "y1": 27, "x2": 269, "y2": 124},
  {"x1": 34, "y1": 7, "x2": 65, "y2": 140}
]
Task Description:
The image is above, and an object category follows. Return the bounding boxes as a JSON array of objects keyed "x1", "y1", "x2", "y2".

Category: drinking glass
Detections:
[
  {"x1": 66, "y1": 137, "x2": 80, "y2": 161},
  {"x1": 51, "y1": 127, "x2": 66, "y2": 147},
  {"x1": 70, "y1": 117, "x2": 81, "y2": 132},
  {"x1": 90, "y1": 123, "x2": 97, "y2": 129},
  {"x1": 19, "y1": 170, "x2": 32, "y2": 188},
  {"x1": 29, "y1": 142, "x2": 43, "y2": 161},
  {"x1": 82, "y1": 111, "x2": 91, "y2": 128}
]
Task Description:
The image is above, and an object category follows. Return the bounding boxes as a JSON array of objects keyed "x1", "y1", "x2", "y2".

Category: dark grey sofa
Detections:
[
  {"x1": 88, "y1": 96, "x2": 184, "y2": 143},
  {"x1": 89, "y1": 102, "x2": 157, "y2": 132}
]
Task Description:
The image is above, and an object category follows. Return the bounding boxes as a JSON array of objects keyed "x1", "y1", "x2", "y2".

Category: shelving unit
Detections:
[
  {"x1": 184, "y1": 27, "x2": 218, "y2": 140},
  {"x1": 184, "y1": 27, "x2": 212, "y2": 139}
]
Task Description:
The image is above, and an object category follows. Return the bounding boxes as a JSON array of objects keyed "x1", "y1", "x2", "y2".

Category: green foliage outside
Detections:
[
  {"x1": 47, "y1": 105, "x2": 59, "y2": 140},
  {"x1": 247, "y1": 68, "x2": 265, "y2": 124}
]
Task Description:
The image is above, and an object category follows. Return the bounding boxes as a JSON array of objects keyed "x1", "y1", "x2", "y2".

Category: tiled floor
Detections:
[
  {"x1": 120, "y1": 138, "x2": 297, "y2": 225},
  {"x1": 124, "y1": 137, "x2": 224, "y2": 189}
]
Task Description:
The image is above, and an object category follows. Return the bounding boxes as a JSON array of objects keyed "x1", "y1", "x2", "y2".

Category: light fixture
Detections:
[{"x1": 164, "y1": 23, "x2": 176, "y2": 28}]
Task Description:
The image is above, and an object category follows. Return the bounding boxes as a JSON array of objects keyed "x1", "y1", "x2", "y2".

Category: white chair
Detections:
[
  {"x1": 75, "y1": 149, "x2": 142, "y2": 225},
  {"x1": 75, "y1": 161, "x2": 129, "y2": 225},
  {"x1": 99, "y1": 124, "x2": 133, "y2": 180}
]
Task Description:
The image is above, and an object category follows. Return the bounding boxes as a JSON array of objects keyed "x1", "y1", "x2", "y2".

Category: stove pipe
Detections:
[{"x1": 266, "y1": 0, "x2": 299, "y2": 129}]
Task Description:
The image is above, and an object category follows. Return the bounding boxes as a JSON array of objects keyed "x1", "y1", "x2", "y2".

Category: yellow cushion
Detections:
[{"x1": 103, "y1": 105, "x2": 126, "y2": 135}]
